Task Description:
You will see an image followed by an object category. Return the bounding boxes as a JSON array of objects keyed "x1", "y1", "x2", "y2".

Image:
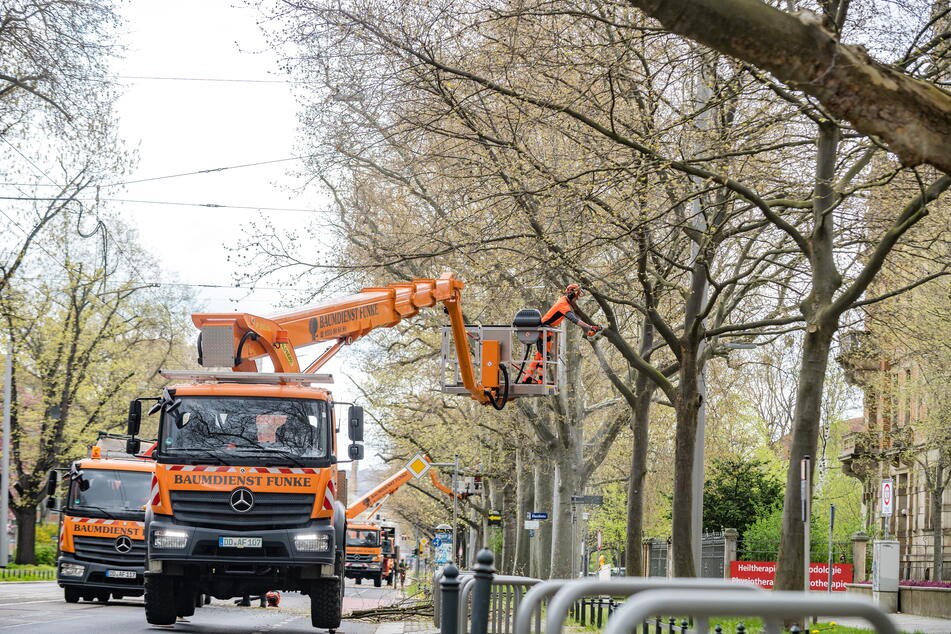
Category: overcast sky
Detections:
[{"x1": 107, "y1": 1, "x2": 387, "y2": 467}]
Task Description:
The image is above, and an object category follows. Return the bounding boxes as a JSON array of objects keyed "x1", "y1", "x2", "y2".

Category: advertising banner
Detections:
[{"x1": 730, "y1": 561, "x2": 853, "y2": 591}]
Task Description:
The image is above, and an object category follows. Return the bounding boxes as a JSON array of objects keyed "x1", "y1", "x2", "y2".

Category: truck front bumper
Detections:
[
  {"x1": 146, "y1": 518, "x2": 336, "y2": 572},
  {"x1": 57, "y1": 553, "x2": 144, "y2": 594}
]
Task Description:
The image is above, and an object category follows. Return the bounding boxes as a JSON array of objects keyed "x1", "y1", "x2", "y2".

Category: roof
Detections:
[{"x1": 75, "y1": 457, "x2": 155, "y2": 472}]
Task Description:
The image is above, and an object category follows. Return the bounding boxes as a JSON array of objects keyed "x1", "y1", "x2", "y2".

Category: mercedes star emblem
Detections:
[
  {"x1": 114, "y1": 535, "x2": 133, "y2": 554},
  {"x1": 230, "y1": 487, "x2": 255, "y2": 513}
]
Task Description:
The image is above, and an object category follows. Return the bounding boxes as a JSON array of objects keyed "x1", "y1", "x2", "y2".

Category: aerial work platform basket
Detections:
[{"x1": 439, "y1": 323, "x2": 563, "y2": 399}]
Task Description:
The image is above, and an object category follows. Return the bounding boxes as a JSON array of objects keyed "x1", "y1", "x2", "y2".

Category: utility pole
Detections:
[{"x1": 1, "y1": 345, "x2": 12, "y2": 567}]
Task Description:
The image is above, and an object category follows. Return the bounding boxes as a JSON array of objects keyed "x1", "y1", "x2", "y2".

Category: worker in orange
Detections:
[{"x1": 522, "y1": 284, "x2": 602, "y2": 383}]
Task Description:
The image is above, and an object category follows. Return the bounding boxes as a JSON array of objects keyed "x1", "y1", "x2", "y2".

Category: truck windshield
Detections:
[
  {"x1": 347, "y1": 529, "x2": 380, "y2": 548},
  {"x1": 162, "y1": 396, "x2": 329, "y2": 459},
  {"x1": 68, "y1": 469, "x2": 151, "y2": 517}
]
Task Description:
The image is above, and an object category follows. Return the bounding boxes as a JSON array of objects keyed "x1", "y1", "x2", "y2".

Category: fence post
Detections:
[
  {"x1": 851, "y1": 531, "x2": 869, "y2": 583},
  {"x1": 440, "y1": 564, "x2": 461, "y2": 634},
  {"x1": 648, "y1": 538, "x2": 651, "y2": 577},
  {"x1": 723, "y1": 528, "x2": 738, "y2": 578},
  {"x1": 469, "y1": 549, "x2": 496, "y2": 634}
]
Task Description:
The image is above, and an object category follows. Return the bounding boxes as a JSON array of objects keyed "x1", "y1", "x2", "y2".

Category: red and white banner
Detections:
[{"x1": 730, "y1": 561, "x2": 854, "y2": 591}]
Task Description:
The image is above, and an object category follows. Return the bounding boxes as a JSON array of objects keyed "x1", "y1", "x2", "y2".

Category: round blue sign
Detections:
[{"x1": 431, "y1": 537, "x2": 442, "y2": 547}]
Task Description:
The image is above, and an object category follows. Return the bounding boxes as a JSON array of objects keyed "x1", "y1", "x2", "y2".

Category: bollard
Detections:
[
  {"x1": 469, "y1": 549, "x2": 496, "y2": 634},
  {"x1": 440, "y1": 564, "x2": 461, "y2": 634}
]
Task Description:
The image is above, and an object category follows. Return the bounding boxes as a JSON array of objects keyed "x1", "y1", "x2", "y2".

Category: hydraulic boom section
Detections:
[{"x1": 192, "y1": 273, "x2": 490, "y2": 404}]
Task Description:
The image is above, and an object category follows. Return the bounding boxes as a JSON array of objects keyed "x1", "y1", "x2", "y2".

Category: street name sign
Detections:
[
  {"x1": 570, "y1": 495, "x2": 604, "y2": 505},
  {"x1": 527, "y1": 512, "x2": 549, "y2": 520}
]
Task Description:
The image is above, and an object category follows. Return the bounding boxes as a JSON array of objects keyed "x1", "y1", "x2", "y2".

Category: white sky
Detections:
[{"x1": 108, "y1": 1, "x2": 384, "y2": 466}]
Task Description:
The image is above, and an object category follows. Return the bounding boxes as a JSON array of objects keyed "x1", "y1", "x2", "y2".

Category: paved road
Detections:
[{"x1": 0, "y1": 580, "x2": 403, "y2": 633}]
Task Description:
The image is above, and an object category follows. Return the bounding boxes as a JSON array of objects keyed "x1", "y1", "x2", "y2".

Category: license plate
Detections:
[
  {"x1": 218, "y1": 536, "x2": 262, "y2": 549},
  {"x1": 106, "y1": 570, "x2": 137, "y2": 579}
]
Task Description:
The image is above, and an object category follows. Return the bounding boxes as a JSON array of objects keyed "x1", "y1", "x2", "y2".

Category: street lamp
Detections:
[{"x1": 692, "y1": 341, "x2": 758, "y2": 575}]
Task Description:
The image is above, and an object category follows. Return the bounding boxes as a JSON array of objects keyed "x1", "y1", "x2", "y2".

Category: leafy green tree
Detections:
[{"x1": 700, "y1": 458, "x2": 783, "y2": 538}]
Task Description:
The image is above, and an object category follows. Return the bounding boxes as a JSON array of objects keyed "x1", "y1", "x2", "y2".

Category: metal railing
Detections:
[
  {"x1": 523, "y1": 577, "x2": 763, "y2": 634},
  {"x1": 439, "y1": 551, "x2": 543, "y2": 634},
  {"x1": 602, "y1": 589, "x2": 897, "y2": 634},
  {"x1": 0, "y1": 568, "x2": 55, "y2": 580}
]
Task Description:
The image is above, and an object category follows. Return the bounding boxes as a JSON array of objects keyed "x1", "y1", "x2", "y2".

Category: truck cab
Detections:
[
  {"x1": 50, "y1": 436, "x2": 154, "y2": 603},
  {"x1": 344, "y1": 523, "x2": 383, "y2": 586},
  {"x1": 138, "y1": 373, "x2": 358, "y2": 630}
]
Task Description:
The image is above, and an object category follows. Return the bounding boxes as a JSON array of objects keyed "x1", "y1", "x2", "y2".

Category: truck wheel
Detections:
[
  {"x1": 64, "y1": 587, "x2": 80, "y2": 603},
  {"x1": 373, "y1": 573, "x2": 382, "y2": 588},
  {"x1": 144, "y1": 575, "x2": 177, "y2": 626},
  {"x1": 309, "y1": 577, "x2": 342, "y2": 630},
  {"x1": 355, "y1": 577, "x2": 361, "y2": 585}
]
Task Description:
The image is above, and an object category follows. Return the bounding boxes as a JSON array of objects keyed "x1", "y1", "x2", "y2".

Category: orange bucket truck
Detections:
[{"x1": 47, "y1": 433, "x2": 155, "y2": 603}]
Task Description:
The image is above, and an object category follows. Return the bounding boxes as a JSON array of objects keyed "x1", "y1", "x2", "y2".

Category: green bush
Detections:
[{"x1": 35, "y1": 543, "x2": 57, "y2": 565}]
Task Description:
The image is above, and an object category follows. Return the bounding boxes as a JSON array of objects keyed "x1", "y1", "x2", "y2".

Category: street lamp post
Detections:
[
  {"x1": 692, "y1": 341, "x2": 757, "y2": 574},
  {"x1": 1, "y1": 345, "x2": 11, "y2": 567}
]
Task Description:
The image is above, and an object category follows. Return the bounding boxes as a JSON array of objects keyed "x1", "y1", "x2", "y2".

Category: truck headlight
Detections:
[
  {"x1": 152, "y1": 529, "x2": 188, "y2": 549},
  {"x1": 60, "y1": 562, "x2": 86, "y2": 577},
  {"x1": 294, "y1": 533, "x2": 330, "y2": 552}
]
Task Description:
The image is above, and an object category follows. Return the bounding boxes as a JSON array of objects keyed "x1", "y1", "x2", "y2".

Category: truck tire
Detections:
[
  {"x1": 373, "y1": 572, "x2": 382, "y2": 588},
  {"x1": 175, "y1": 588, "x2": 195, "y2": 617},
  {"x1": 145, "y1": 575, "x2": 177, "y2": 626},
  {"x1": 64, "y1": 587, "x2": 80, "y2": 603},
  {"x1": 309, "y1": 577, "x2": 342, "y2": 630},
  {"x1": 355, "y1": 577, "x2": 361, "y2": 585}
]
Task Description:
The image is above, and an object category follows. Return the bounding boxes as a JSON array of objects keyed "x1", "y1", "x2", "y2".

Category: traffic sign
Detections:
[
  {"x1": 431, "y1": 537, "x2": 442, "y2": 547},
  {"x1": 527, "y1": 512, "x2": 549, "y2": 520},
  {"x1": 881, "y1": 479, "x2": 894, "y2": 517},
  {"x1": 405, "y1": 454, "x2": 431, "y2": 479},
  {"x1": 570, "y1": 495, "x2": 604, "y2": 505},
  {"x1": 488, "y1": 512, "x2": 503, "y2": 527}
]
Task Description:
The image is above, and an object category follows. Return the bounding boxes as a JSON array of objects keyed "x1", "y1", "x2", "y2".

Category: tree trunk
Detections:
[
  {"x1": 550, "y1": 454, "x2": 578, "y2": 578},
  {"x1": 775, "y1": 326, "x2": 836, "y2": 590},
  {"x1": 533, "y1": 461, "x2": 553, "y2": 578},
  {"x1": 501, "y1": 474, "x2": 517, "y2": 573},
  {"x1": 514, "y1": 445, "x2": 534, "y2": 575},
  {"x1": 627, "y1": 379, "x2": 655, "y2": 577},
  {"x1": 671, "y1": 344, "x2": 701, "y2": 577},
  {"x1": 14, "y1": 506, "x2": 37, "y2": 565}
]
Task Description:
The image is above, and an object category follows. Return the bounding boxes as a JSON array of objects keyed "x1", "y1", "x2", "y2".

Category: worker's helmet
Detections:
[{"x1": 565, "y1": 284, "x2": 582, "y2": 299}]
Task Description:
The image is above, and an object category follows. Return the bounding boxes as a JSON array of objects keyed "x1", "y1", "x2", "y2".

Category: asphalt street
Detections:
[{"x1": 0, "y1": 580, "x2": 403, "y2": 633}]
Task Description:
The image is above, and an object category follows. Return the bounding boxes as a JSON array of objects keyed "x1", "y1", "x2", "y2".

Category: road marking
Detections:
[{"x1": 0, "y1": 600, "x2": 60, "y2": 605}]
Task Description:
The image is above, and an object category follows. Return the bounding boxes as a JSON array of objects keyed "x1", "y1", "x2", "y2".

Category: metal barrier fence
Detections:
[
  {"x1": 0, "y1": 568, "x2": 55, "y2": 580},
  {"x1": 438, "y1": 551, "x2": 542, "y2": 634},
  {"x1": 602, "y1": 589, "x2": 897, "y2": 634}
]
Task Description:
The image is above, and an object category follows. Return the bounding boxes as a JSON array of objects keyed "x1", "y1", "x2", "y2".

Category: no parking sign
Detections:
[{"x1": 881, "y1": 478, "x2": 894, "y2": 517}]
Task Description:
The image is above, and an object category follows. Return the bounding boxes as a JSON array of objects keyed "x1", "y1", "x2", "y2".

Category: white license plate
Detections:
[
  {"x1": 218, "y1": 536, "x2": 262, "y2": 549},
  {"x1": 106, "y1": 570, "x2": 137, "y2": 579}
]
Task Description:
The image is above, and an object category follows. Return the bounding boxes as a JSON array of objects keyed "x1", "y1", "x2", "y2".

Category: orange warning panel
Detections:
[{"x1": 481, "y1": 339, "x2": 500, "y2": 389}]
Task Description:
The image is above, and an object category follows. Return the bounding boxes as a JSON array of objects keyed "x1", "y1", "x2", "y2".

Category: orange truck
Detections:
[
  {"x1": 130, "y1": 274, "x2": 528, "y2": 631},
  {"x1": 343, "y1": 522, "x2": 385, "y2": 586},
  {"x1": 47, "y1": 433, "x2": 154, "y2": 603}
]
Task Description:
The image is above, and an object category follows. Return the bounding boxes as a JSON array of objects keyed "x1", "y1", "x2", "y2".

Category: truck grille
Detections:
[
  {"x1": 347, "y1": 553, "x2": 376, "y2": 562},
  {"x1": 169, "y1": 490, "x2": 315, "y2": 529},
  {"x1": 73, "y1": 536, "x2": 146, "y2": 566}
]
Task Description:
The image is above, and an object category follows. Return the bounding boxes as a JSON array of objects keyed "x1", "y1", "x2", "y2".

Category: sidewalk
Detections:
[
  {"x1": 372, "y1": 621, "x2": 437, "y2": 634},
  {"x1": 834, "y1": 613, "x2": 951, "y2": 634}
]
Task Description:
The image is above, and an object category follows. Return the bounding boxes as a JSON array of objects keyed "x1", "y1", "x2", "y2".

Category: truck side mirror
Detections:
[
  {"x1": 127, "y1": 399, "x2": 141, "y2": 436},
  {"x1": 125, "y1": 437, "x2": 139, "y2": 456},
  {"x1": 348, "y1": 406, "x2": 364, "y2": 442},
  {"x1": 348, "y1": 443, "x2": 364, "y2": 461},
  {"x1": 45, "y1": 471, "x2": 59, "y2": 510}
]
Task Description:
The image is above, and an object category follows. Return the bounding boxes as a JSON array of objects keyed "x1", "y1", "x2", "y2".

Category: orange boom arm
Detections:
[{"x1": 192, "y1": 272, "x2": 489, "y2": 404}]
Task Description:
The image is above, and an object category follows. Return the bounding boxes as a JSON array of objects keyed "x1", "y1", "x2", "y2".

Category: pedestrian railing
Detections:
[
  {"x1": 0, "y1": 568, "x2": 55, "y2": 580},
  {"x1": 518, "y1": 577, "x2": 763, "y2": 634},
  {"x1": 439, "y1": 551, "x2": 543, "y2": 634},
  {"x1": 602, "y1": 589, "x2": 897, "y2": 634}
]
